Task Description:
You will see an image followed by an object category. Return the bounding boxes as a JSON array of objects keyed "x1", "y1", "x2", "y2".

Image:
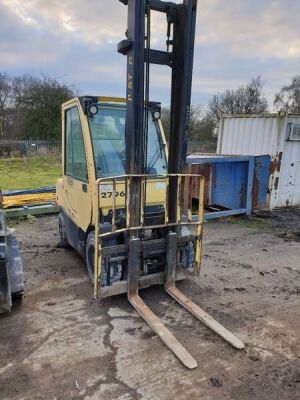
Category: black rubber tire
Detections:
[
  {"x1": 58, "y1": 213, "x2": 69, "y2": 248},
  {"x1": 12, "y1": 291, "x2": 23, "y2": 302},
  {"x1": 85, "y1": 234, "x2": 119, "y2": 286},
  {"x1": 85, "y1": 231, "x2": 95, "y2": 282}
]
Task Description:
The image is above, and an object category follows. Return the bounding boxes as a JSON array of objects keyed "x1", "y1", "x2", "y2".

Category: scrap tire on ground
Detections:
[
  {"x1": 0, "y1": 211, "x2": 24, "y2": 313},
  {"x1": 7, "y1": 234, "x2": 24, "y2": 301}
]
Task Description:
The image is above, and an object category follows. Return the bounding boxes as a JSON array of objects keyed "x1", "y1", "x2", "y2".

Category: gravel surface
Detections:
[{"x1": 0, "y1": 214, "x2": 299, "y2": 400}]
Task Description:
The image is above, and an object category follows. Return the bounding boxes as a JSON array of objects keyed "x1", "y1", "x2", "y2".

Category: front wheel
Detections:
[
  {"x1": 85, "y1": 233, "x2": 119, "y2": 286},
  {"x1": 85, "y1": 231, "x2": 95, "y2": 282}
]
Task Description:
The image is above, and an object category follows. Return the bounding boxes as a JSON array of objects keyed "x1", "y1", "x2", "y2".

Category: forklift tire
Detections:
[
  {"x1": 85, "y1": 233, "x2": 118, "y2": 285},
  {"x1": 85, "y1": 231, "x2": 95, "y2": 282},
  {"x1": 11, "y1": 291, "x2": 23, "y2": 301},
  {"x1": 58, "y1": 213, "x2": 69, "y2": 248},
  {"x1": 11, "y1": 289, "x2": 24, "y2": 309}
]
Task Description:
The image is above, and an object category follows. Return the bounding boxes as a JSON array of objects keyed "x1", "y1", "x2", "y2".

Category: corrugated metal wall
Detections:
[
  {"x1": 217, "y1": 114, "x2": 300, "y2": 209},
  {"x1": 217, "y1": 115, "x2": 279, "y2": 155}
]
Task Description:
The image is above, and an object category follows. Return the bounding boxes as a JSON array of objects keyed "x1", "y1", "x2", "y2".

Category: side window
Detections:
[{"x1": 65, "y1": 107, "x2": 88, "y2": 181}]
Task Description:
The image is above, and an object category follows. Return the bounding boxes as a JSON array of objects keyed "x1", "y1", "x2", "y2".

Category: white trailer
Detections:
[{"x1": 217, "y1": 113, "x2": 300, "y2": 209}]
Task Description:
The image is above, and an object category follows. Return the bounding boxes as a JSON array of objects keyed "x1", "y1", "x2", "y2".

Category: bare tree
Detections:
[
  {"x1": 13, "y1": 75, "x2": 76, "y2": 139},
  {"x1": 274, "y1": 74, "x2": 300, "y2": 113},
  {"x1": 0, "y1": 73, "x2": 11, "y2": 109},
  {"x1": 0, "y1": 73, "x2": 12, "y2": 138},
  {"x1": 160, "y1": 107, "x2": 171, "y2": 141},
  {"x1": 208, "y1": 76, "x2": 268, "y2": 122},
  {"x1": 161, "y1": 105, "x2": 206, "y2": 141},
  {"x1": 161, "y1": 105, "x2": 217, "y2": 152}
]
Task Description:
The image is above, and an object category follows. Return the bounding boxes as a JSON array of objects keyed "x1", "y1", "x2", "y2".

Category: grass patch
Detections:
[
  {"x1": 0, "y1": 156, "x2": 61, "y2": 190},
  {"x1": 224, "y1": 215, "x2": 272, "y2": 232},
  {"x1": 6, "y1": 215, "x2": 35, "y2": 227}
]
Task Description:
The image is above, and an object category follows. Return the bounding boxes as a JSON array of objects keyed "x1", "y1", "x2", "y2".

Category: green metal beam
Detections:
[{"x1": 4, "y1": 204, "x2": 59, "y2": 218}]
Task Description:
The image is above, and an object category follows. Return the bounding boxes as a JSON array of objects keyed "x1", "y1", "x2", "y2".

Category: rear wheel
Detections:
[
  {"x1": 58, "y1": 213, "x2": 69, "y2": 248},
  {"x1": 11, "y1": 291, "x2": 23, "y2": 305}
]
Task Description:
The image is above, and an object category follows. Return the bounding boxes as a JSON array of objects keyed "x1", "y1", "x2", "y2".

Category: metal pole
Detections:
[
  {"x1": 168, "y1": 0, "x2": 197, "y2": 223},
  {"x1": 122, "y1": 0, "x2": 146, "y2": 230}
]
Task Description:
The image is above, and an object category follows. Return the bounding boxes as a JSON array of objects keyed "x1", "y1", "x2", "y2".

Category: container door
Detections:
[
  {"x1": 253, "y1": 155, "x2": 271, "y2": 209},
  {"x1": 277, "y1": 126, "x2": 300, "y2": 207}
]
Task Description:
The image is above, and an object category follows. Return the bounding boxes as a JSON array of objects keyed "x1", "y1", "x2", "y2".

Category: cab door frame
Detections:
[{"x1": 61, "y1": 99, "x2": 96, "y2": 253}]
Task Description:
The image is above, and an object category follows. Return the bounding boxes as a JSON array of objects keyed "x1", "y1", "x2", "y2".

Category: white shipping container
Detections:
[{"x1": 217, "y1": 113, "x2": 300, "y2": 209}]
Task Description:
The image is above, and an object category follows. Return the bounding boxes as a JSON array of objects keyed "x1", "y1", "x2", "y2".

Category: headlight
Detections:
[
  {"x1": 89, "y1": 105, "x2": 98, "y2": 115},
  {"x1": 153, "y1": 111, "x2": 160, "y2": 120}
]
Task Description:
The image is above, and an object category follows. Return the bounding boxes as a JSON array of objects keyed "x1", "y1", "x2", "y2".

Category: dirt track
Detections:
[{"x1": 0, "y1": 214, "x2": 299, "y2": 400}]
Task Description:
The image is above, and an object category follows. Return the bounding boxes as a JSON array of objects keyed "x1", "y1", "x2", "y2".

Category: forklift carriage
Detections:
[{"x1": 94, "y1": 173, "x2": 205, "y2": 299}]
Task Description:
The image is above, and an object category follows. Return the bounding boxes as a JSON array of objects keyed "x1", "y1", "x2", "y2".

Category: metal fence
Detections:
[
  {"x1": 0, "y1": 140, "x2": 61, "y2": 158},
  {"x1": 187, "y1": 140, "x2": 217, "y2": 154},
  {"x1": 0, "y1": 138, "x2": 216, "y2": 159}
]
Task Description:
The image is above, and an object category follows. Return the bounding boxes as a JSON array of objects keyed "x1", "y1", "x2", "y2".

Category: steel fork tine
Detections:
[
  {"x1": 165, "y1": 232, "x2": 245, "y2": 350},
  {"x1": 165, "y1": 284, "x2": 245, "y2": 350},
  {"x1": 128, "y1": 237, "x2": 197, "y2": 369}
]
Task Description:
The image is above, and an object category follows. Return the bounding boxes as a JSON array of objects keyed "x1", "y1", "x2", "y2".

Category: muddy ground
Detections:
[
  {"x1": 253, "y1": 207, "x2": 300, "y2": 242},
  {"x1": 0, "y1": 213, "x2": 299, "y2": 400}
]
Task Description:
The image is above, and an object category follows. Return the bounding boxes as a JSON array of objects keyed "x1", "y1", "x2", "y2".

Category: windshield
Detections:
[{"x1": 89, "y1": 106, "x2": 167, "y2": 178}]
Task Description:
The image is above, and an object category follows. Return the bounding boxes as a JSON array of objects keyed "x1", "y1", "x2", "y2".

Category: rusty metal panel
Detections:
[
  {"x1": 253, "y1": 155, "x2": 272, "y2": 209},
  {"x1": 184, "y1": 163, "x2": 211, "y2": 204}
]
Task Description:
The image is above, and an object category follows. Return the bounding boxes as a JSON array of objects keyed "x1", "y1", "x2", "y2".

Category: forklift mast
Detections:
[
  {"x1": 118, "y1": 0, "x2": 197, "y2": 227},
  {"x1": 115, "y1": 0, "x2": 244, "y2": 369},
  {"x1": 55, "y1": 0, "x2": 244, "y2": 369}
]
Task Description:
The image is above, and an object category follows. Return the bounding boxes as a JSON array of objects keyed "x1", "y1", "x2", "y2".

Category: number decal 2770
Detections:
[{"x1": 101, "y1": 191, "x2": 126, "y2": 199}]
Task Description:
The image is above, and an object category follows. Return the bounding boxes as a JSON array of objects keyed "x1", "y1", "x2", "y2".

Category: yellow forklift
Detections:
[{"x1": 56, "y1": 0, "x2": 244, "y2": 369}]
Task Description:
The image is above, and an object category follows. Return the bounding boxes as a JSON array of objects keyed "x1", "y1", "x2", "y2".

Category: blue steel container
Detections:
[{"x1": 186, "y1": 154, "x2": 271, "y2": 220}]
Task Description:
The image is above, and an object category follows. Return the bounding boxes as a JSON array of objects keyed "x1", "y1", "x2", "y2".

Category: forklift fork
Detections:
[
  {"x1": 164, "y1": 232, "x2": 245, "y2": 351},
  {"x1": 127, "y1": 233, "x2": 244, "y2": 370},
  {"x1": 127, "y1": 237, "x2": 197, "y2": 369}
]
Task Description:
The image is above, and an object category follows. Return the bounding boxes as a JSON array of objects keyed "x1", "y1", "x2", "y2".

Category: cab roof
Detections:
[{"x1": 62, "y1": 96, "x2": 161, "y2": 114}]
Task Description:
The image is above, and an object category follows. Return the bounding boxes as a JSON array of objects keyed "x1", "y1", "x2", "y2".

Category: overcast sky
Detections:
[{"x1": 1, "y1": 0, "x2": 299, "y2": 108}]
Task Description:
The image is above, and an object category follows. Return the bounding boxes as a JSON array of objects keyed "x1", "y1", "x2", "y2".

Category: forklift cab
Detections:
[
  {"x1": 56, "y1": 96, "x2": 169, "y2": 244},
  {"x1": 56, "y1": 96, "x2": 203, "y2": 296}
]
